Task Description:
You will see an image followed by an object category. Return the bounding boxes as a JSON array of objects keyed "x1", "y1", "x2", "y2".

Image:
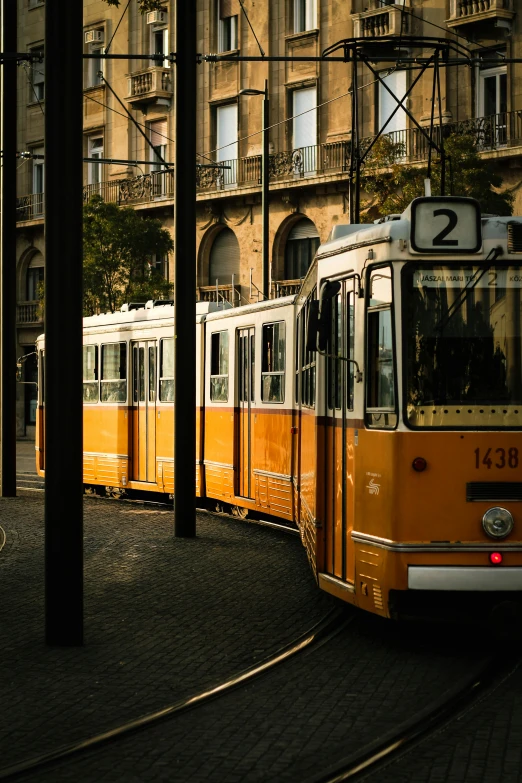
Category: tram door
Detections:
[
  {"x1": 324, "y1": 279, "x2": 356, "y2": 584},
  {"x1": 236, "y1": 327, "x2": 255, "y2": 498},
  {"x1": 131, "y1": 341, "x2": 157, "y2": 482}
]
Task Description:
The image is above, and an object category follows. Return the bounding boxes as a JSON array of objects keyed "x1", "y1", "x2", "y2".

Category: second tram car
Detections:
[{"x1": 35, "y1": 197, "x2": 522, "y2": 619}]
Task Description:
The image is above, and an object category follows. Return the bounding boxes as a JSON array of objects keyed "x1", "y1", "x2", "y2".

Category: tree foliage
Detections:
[
  {"x1": 83, "y1": 195, "x2": 174, "y2": 315},
  {"x1": 103, "y1": 0, "x2": 165, "y2": 12},
  {"x1": 360, "y1": 132, "x2": 514, "y2": 222}
]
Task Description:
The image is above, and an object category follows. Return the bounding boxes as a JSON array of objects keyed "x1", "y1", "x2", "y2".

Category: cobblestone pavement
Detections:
[{"x1": 3, "y1": 444, "x2": 522, "y2": 782}]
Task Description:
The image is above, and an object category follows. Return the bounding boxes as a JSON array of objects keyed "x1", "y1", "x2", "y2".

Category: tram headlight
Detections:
[{"x1": 482, "y1": 507, "x2": 514, "y2": 540}]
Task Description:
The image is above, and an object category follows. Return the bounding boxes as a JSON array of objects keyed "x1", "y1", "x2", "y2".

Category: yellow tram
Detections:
[{"x1": 36, "y1": 197, "x2": 522, "y2": 619}]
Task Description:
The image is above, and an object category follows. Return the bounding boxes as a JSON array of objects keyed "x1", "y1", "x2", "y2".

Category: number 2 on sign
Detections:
[{"x1": 474, "y1": 447, "x2": 519, "y2": 469}]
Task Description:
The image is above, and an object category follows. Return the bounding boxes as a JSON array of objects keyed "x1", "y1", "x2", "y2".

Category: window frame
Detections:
[
  {"x1": 300, "y1": 289, "x2": 317, "y2": 408},
  {"x1": 159, "y1": 337, "x2": 174, "y2": 402},
  {"x1": 83, "y1": 344, "x2": 99, "y2": 404},
  {"x1": 210, "y1": 330, "x2": 230, "y2": 403},
  {"x1": 100, "y1": 342, "x2": 127, "y2": 404},
  {"x1": 217, "y1": 0, "x2": 239, "y2": 53},
  {"x1": 30, "y1": 46, "x2": 45, "y2": 103},
  {"x1": 261, "y1": 321, "x2": 286, "y2": 404},
  {"x1": 365, "y1": 264, "x2": 398, "y2": 429},
  {"x1": 293, "y1": 0, "x2": 317, "y2": 33}
]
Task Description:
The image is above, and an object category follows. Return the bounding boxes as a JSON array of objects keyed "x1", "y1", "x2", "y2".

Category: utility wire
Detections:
[
  {"x1": 100, "y1": 74, "x2": 170, "y2": 168},
  {"x1": 238, "y1": 0, "x2": 265, "y2": 57},
  {"x1": 105, "y1": 0, "x2": 132, "y2": 55}
]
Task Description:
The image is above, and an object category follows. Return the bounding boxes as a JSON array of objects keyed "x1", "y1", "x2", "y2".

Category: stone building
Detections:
[{"x1": 13, "y1": 0, "x2": 521, "y2": 433}]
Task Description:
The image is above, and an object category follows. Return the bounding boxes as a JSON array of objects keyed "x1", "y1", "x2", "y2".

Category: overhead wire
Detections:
[
  {"x1": 104, "y1": 0, "x2": 132, "y2": 55},
  {"x1": 237, "y1": 0, "x2": 265, "y2": 57}
]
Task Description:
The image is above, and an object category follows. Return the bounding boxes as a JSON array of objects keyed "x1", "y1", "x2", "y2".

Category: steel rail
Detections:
[
  {"x1": 0, "y1": 608, "x2": 349, "y2": 781},
  {"x1": 304, "y1": 654, "x2": 521, "y2": 783}
]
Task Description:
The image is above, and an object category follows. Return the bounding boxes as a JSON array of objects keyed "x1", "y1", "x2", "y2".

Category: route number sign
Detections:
[{"x1": 410, "y1": 197, "x2": 482, "y2": 254}]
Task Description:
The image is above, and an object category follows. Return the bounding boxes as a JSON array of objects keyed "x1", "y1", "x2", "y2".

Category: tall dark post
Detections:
[
  {"x1": 262, "y1": 80, "x2": 270, "y2": 299},
  {"x1": 1, "y1": 0, "x2": 18, "y2": 497},
  {"x1": 174, "y1": 2, "x2": 196, "y2": 537},
  {"x1": 44, "y1": 1, "x2": 84, "y2": 644}
]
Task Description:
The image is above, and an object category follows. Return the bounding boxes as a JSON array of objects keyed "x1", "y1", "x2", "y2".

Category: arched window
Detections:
[
  {"x1": 26, "y1": 252, "x2": 44, "y2": 301},
  {"x1": 209, "y1": 228, "x2": 240, "y2": 285},
  {"x1": 284, "y1": 218, "x2": 319, "y2": 280}
]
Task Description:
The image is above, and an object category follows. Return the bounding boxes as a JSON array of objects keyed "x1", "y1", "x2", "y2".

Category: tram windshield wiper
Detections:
[{"x1": 434, "y1": 246, "x2": 503, "y2": 334}]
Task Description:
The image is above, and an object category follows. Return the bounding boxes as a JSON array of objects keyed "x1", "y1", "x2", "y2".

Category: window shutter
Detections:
[
  {"x1": 209, "y1": 228, "x2": 240, "y2": 284},
  {"x1": 29, "y1": 252, "x2": 44, "y2": 269},
  {"x1": 220, "y1": 0, "x2": 239, "y2": 18},
  {"x1": 288, "y1": 218, "x2": 319, "y2": 240},
  {"x1": 150, "y1": 119, "x2": 168, "y2": 147}
]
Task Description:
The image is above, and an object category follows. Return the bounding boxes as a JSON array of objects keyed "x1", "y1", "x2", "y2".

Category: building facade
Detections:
[{"x1": 14, "y1": 0, "x2": 521, "y2": 433}]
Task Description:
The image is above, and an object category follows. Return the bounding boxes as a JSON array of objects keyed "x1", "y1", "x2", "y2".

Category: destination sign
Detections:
[
  {"x1": 413, "y1": 269, "x2": 522, "y2": 288},
  {"x1": 410, "y1": 197, "x2": 482, "y2": 254}
]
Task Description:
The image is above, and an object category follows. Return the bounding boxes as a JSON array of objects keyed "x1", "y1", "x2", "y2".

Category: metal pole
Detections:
[
  {"x1": 174, "y1": 1, "x2": 196, "y2": 537},
  {"x1": 262, "y1": 80, "x2": 270, "y2": 300},
  {"x1": 44, "y1": 0, "x2": 83, "y2": 645},
  {"x1": 1, "y1": 0, "x2": 17, "y2": 497}
]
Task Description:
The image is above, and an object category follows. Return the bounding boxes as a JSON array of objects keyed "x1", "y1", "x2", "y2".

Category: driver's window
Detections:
[{"x1": 366, "y1": 266, "x2": 397, "y2": 429}]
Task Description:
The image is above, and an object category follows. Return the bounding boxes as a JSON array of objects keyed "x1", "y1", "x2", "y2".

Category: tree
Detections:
[
  {"x1": 360, "y1": 132, "x2": 514, "y2": 222},
  {"x1": 83, "y1": 195, "x2": 174, "y2": 315},
  {"x1": 103, "y1": 0, "x2": 165, "y2": 11}
]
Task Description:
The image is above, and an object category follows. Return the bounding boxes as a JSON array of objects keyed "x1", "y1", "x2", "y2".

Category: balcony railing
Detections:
[
  {"x1": 272, "y1": 279, "x2": 302, "y2": 298},
  {"x1": 16, "y1": 301, "x2": 42, "y2": 324},
  {"x1": 126, "y1": 66, "x2": 173, "y2": 106},
  {"x1": 352, "y1": 3, "x2": 409, "y2": 37},
  {"x1": 16, "y1": 193, "x2": 44, "y2": 221},
  {"x1": 447, "y1": 0, "x2": 515, "y2": 30},
  {"x1": 197, "y1": 284, "x2": 242, "y2": 307},
  {"x1": 16, "y1": 111, "x2": 522, "y2": 221}
]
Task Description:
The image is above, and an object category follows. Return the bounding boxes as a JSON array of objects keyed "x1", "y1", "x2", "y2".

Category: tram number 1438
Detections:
[{"x1": 475, "y1": 447, "x2": 519, "y2": 469}]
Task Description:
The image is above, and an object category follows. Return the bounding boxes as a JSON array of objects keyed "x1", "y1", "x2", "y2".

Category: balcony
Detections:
[
  {"x1": 16, "y1": 111, "x2": 522, "y2": 223},
  {"x1": 197, "y1": 284, "x2": 242, "y2": 307},
  {"x1": 352, "y1": 2, "x2": 409, "y2": 38},
  {"x1": 16, "y1": 302, "x2": 42, "y2": 324},
  {"x1": 447, "y1": 0, "x2": 515, "y2": 34},
  {"x1": 16, "y1": 193, "x2": 44, "y2": 222},
  {"x1": 272, "y1": 279, "x2": 302, "y2": 298},
  {"x1": 126, "y1": 66, "x2": 173, "y2": 107}
]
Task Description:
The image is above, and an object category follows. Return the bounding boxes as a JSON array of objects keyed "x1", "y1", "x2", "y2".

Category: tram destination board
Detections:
[{"x1": 410, "y1": 197, "x2": 482, "y2": 254}]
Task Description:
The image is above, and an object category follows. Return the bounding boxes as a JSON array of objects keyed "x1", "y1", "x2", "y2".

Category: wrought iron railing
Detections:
[
  {"x1": 17, "y1": 301, "x2": 42, "y2": 323},
  {"x1": 16, "y1": 112, "x2": 522, "y2": 221}
]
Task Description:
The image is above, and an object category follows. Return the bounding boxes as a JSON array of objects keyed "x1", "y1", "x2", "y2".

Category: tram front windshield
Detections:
[{"x1": 403, "y1": 264, "x2": 522, "y2": 428}]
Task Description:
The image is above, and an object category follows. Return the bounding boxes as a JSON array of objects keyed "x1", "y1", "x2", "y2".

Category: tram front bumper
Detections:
[{"x1": 408, "y1": 566, "x2": 522, "y2": 591}]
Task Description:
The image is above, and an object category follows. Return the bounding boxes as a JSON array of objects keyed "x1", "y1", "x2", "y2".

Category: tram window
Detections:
[
  {"x1": 262, "y1": 322, "x2": 285, "y2": 403},
  {"x1": 210, "y1": 331, "x2": 229, "y2": 402},
  {"x1": 83, "y1": 345, "x2": 98, "y2": 403},
  {"x1": 327, "y1": 294, "x2": 342, "y2": 410},
  {"x1": 159, "y1": 338, "x2": 174, "y2": 402},
  {"x1": 295, "y1": 313, "x2": 301, "y2": 404},
  {"x1": 347, "y1": 289, "x2": 355, "y2": 410},
  {"x1": 100, "y1": 342, "x2": 127, "y2": 403},
  {"x1": 366, "y1": 267, "x2": 397, "y2": 428},
  {"x1": 149, "y1": 346, "x2": 157, "y2": 402},
  {"x1": 301, "y1": 292, "x2": 317, "y2": 408}
]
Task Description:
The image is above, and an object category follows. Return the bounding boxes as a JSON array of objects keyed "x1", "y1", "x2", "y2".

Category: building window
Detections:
[
  {"x1": 148, "y1": 119, "x2": 168, "y2": 195},
  {"x1": 215, "y1": 103, "x2": 238, "y2": 186},
  {"x1": 30, "y1": 46, "x2": 44, "y2": 102},
  {"x1": 210, "y1": 331, "x2": 229, "y2": 402},
  {"x1": 284, "y1": 218, "x2": 319, "y2": 280},
  {"x1": 378, "y1": 69, "x2": 407, "y2": 135},
  {"x1": 149, "y1": 253, "x2": 169, "y2": 279},
  {"x1": 26, "y1": 257, "x2": 44, "y2": 301},
  {"x1": 87, "y1": 136, "x2": 103, "y2": 187},
  {"x1": 151, "y1": 25, "x2": 169, "y2": 68},
  {"x1": 32, "y1": 146, "x2": 44, "y2": 216},
  {"x1": 218, "y1": 0, "x2": 238, "y2": 52},
  {"x1": 209, "y1": 228, "x2": 240, "y2": 286},
  {"x1": 28, "y1": 0, "x2": 45, "y2": 7},
  {"x1": 84, "y1": 29, "x2": 105, "y2": 88},
  {"x1": 293, "y1": 0, "x2": 317, "y2": 33},
  {"x1": 262, "y1": 322, "x2": 286, "y2": 403},
  {"x1": 478, "y1": 60, "x2": 507, "y2": 146},
  {"x1": 292, "y1": 87, "x2": 317, "y2": 174}
]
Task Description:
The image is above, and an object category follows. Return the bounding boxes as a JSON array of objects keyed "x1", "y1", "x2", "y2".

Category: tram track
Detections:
[
  {"x1": 0, "y1": 607, "x2": 349, "y2": 782},
  {"x1": 304, "y1": 652, "x2": 521, "y2": 783}
]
